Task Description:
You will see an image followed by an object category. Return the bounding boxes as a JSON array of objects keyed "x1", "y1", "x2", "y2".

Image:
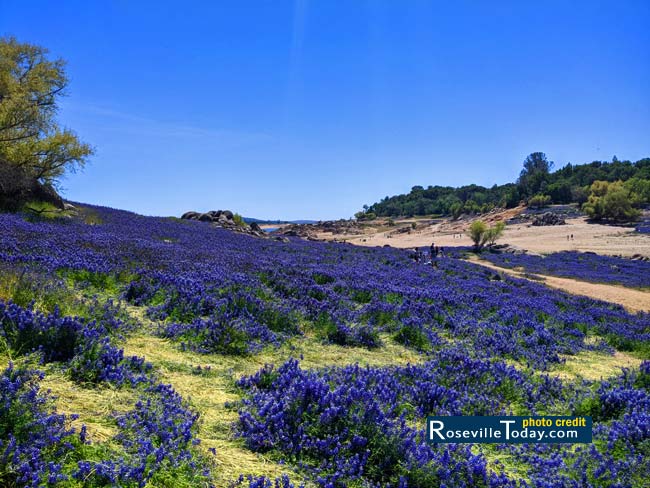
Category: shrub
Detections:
[{"x1": 528, "y1": 194, "x2": 551, "y2": 208}]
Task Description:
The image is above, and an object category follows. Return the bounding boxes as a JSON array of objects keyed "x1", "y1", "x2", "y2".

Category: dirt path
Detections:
[{"x1": 467, "y1": 256, "x2": 650, "y2": 313}]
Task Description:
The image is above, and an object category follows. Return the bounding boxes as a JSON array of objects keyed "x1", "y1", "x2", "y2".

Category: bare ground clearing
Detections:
[{"x1": 317, "y1": 211, "x2": 650, "y2": 258}]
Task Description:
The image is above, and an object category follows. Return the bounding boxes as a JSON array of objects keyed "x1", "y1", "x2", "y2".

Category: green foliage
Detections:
[
  {"x1": 546, "y1": 181, "x2": 573, "y2": 204},
  {"x1": 450, "y1": 202, "x2": 463, "y2": 219},
  {"x1": 468, "y1": 220, "x2": 506, "y2": 250},
  {"x1": 485, "y1": 221, "x2": 506, "y2": 246},
  {"x1": 528, "y1": 194, "x2": 551, "y2": 209},
  {"x1": 393, "y1": 323, "x2": 431, "y2": 352},
  {"x1": 625, "y1": 177, "x2": 650, "y2": 205},
  {"x1": 517, "y1": 152, "x2": 553, "y2": 198},
  {"x1": 365, "y1": 156, "x2": 650, "y2": 218},
  {"x1": 20, "y1": 200, "x2": 64, "y2": 219},
  {"x1": 0, "y1": 265, "x2": 86, "y2": 316},
  {"x1": 232, "y1": 213, "x2": 246, "y2": 227},
  {"x1": 468, "y1": 221, "x2": 488, "y2": 250},
  {"x1": 582, "y1": 180, "x2": 641, "y2": 222},
  {"x1": 355, "y1": 211, "x2": 377, "y2": 221}
]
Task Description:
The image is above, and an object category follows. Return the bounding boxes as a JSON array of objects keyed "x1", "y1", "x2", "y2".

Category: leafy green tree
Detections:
[
  {"x1": 0, "y1": 37, "x2": 93, "y2": 209},
  {"x1": 517, "y1": 152, "x2": 553, "y2": 198},
  {"x1": 485, "y1": 221, "x2": 506, "y2": 246},
  {"x1": 449, "y1": 202, "x2": 463, "y2": 220},
  {"x1": 468, "y1": 220, "x2": 488, "y2": 250},
  {"x1": 546, "y1": 181, "x2": 572, "y2": 204},
  {"x1": 625, "y1": 177, "x2": 650, "y2": 205},
  {"x1": 468, "y1": 220, "x2": 506, "y2": 250},
  {"x1": 582, "y1": 180, "x2": 640, "y2": 222}
]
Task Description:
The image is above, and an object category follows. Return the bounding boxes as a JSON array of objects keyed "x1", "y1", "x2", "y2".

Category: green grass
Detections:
[
  {"x1": 21, "y1": 200, "x2": 68, "y2": 220},
  {"x1": 0, "y1": 266, "x2": 89, "y2": 316}
]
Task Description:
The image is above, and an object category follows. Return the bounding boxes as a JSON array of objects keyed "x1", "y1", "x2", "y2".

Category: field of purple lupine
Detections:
[
  {"x1": 480, "y1": 251, "x2": 650, "y2": 289},
  {"x1": 0, "y1": 204, "x2": 648, "y2": 487}
]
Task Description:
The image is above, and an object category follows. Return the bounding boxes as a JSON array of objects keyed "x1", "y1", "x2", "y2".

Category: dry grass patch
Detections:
[
  {"x1": 40, "y1": 370, "x2": 137, "y2": 443},
  {"x1": 552, "y1": 349, "x2": 642, "y2": 382},
  {"x1": 122, "y1": 332, "x2": 421, "y2": 485}
]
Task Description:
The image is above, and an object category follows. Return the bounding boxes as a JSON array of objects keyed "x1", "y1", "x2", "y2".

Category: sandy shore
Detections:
[{"x1": 323, "y1": 216, "x2": 650, "y2": 258}]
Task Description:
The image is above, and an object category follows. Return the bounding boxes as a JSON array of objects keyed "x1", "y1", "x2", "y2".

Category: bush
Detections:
[{"x1": 528, "y1": 194, "x2": 551, "y2": 208}]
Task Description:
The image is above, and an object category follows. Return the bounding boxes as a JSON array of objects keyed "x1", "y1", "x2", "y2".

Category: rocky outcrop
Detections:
[
  {"x1": 0, "y1": 162, "x2": 65, "y2": 211},
  {"x1": 277, "y1": 220, "x2": 363, "y2": 239},
  {"x1": 180, "y1": 209, "x2": 266, "y2": 237},
  {"x1": 531, "y1": 212, "x2": 566, "y2": 226}
]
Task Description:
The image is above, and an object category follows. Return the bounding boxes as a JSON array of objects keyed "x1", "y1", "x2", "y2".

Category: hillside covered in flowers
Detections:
[{"x1": 0, "y1": 204, "x2": 648, "y2": 487}]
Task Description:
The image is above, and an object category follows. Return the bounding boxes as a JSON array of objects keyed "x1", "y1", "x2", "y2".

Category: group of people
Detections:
[{"x1": 412, "y1": 242, "x2": 444, "y2": 265}]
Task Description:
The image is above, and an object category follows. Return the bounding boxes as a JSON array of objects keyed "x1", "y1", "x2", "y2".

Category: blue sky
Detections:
[{"x1": 1, "y1": 1, "x2": 648, "y2": 220}]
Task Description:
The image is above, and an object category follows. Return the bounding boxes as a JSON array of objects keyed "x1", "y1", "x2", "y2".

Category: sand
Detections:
[{"x1": 325, "y1": 216, "x2": 650, "y2": 258}]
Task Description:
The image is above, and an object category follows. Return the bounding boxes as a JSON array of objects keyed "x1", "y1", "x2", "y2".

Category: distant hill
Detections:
[{"x1": 365, "y1": 156, "x2": 650, "y2": 218}]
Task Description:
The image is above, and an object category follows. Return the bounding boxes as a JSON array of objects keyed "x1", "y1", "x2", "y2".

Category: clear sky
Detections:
[{"x1": 1, "y1": 1, "x2": 648, "y2": 220}]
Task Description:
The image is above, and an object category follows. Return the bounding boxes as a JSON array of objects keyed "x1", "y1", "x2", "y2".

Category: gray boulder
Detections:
[{"x1": 532, "y1": 212, "x2": 566, "y2": 226}]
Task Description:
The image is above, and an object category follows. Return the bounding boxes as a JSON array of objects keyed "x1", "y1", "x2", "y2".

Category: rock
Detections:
[
  {"x1": 181, "y1": 211, "x2": 200, "y2": 220},
  {"x1": 31, "y1": 183, "x2": 64, "y2": 209},
  {"x1": 221, "y1": 210, "x2": 234, "y2": 220},
  {"x1": 250, "y1": 222, "x2": 262, "y2": 232},
  {"x1": 531, "y1": 212, "x2": 565, "y2": 226},
  {"x1": 198, "y1": 213, "x2": 213, "y2": 222},
  {"x1": 0, "y1": 165, "x2": 66, "y2": 211}
]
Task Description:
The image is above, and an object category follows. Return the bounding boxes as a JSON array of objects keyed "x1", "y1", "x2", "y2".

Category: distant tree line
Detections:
[{"x1": 362, "y1": 153, "x2": 650, "y2": 220}]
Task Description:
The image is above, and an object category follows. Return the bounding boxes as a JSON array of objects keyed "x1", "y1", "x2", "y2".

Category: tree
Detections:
[
  {"x1": 485, "y1": 221, "x2": 506, "y2": 246},
  {"x1": 468, "y1": 221, "x2": 488, "y2": 250},
  {"x1": 518, "y1": 152, "x2": 554, "y2": 198},
  {"x1": 0, "y1": 37, "x2": 93, "y2": 210},
  {"x1": 582, "y1": 180, "x2": 640, "y2": 222},
  {"x1": 468, "y1": 220, "x2": 506, "y2": 250}
]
